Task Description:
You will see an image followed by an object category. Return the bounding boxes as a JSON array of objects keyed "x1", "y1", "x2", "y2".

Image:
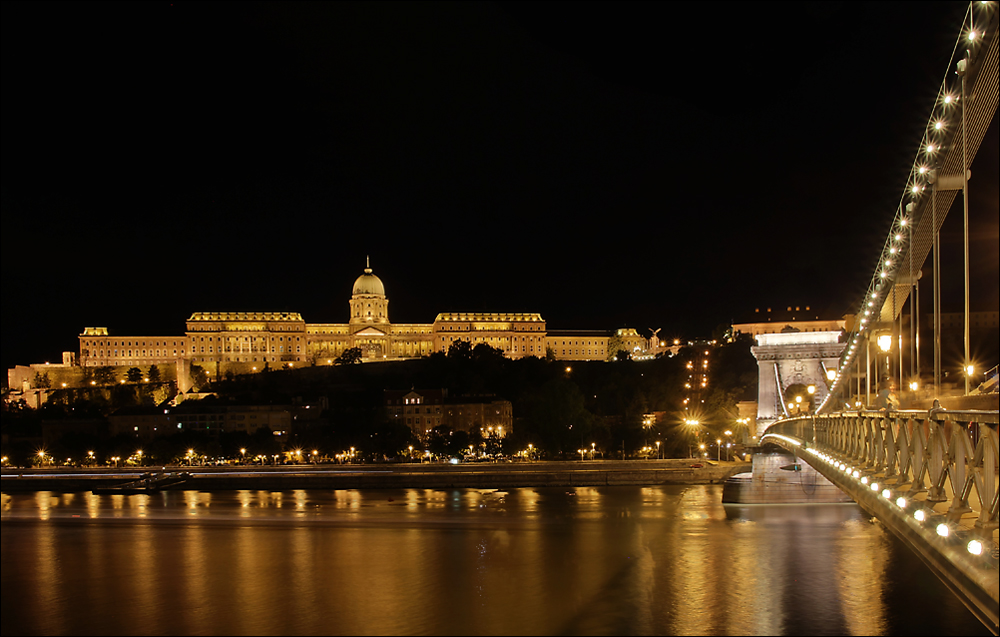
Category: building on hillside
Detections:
[
  {"x1": 731, "y1": 306, "x2": 855, "y2": 339},
  {"x1": 384, "y1": 389, "x2": 512, "y2": 441},
  {"x1": 108, "y1": 404, "x2": 292, "y2": 439},
  {"x1": 7, "y1": 260, "x2": 670, "y2": 402}
]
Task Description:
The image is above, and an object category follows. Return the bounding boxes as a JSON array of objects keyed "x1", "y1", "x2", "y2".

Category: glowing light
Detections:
[
  {"x1": 895, "y1": 496, "x2": 907, "y2": 508},
  {"x1": 861, "y1": 476, "x2": 869, "y2": 484},
  {"x1": 969, "y1": 31, "x2": 977, "y2": 41},
  {"x1": 966, "y1": 365, "x2": 975, "y2": 375},
  {"x1": 926, "y1": 144, "x2": 937, "y2": 153},
  {"x1": 881, "y1": 489, "x2": 891, "y2": 498},
  {"x1": 936, "y1": 523, "x2": 950, "y2": 537},
  {"x1": 967, "y1": 540, "x2": 984, "y2": 556},
  {"x1": 934, "y1": 121, "x2": 944, "y2": 130},
  {"x1": 870, "y1": 482, "x2": 879, "y2": 491},
  {"x1": 914, "y1": 509, "x2": 926, "y2": 521},
  {"x1": 943, "y1": 94, "x2": 953, "y2": 104},
  {"x1": 852, "y1": 470, "x2": 860, "y2": 478}
]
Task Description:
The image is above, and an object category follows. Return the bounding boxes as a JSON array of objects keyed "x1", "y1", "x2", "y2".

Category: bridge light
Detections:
[
  {"x1": 967, "y1": 540, "x2": 984, "y2": 556},
  {"x1": 861, "y1": 476, "x2": 869, "y2": 485},
  {"x1": 943, "y1": 94, "x2": 953, "y2": 104},
  {"x1": 895, "y1": 496, "x2": 907, "y2": 508},
  {"x1": 926, "y1": 144, "x2": 936, "y2": 153},
  {"x1": 934, "y1": 120, "x2": 944, "y2": 130},
  {"x1": 935, "y1": 523, "x2": 950, "y2": 538},
  {"x1": 914, "y1": 509, "x2": 926, "y2": 522},
  {"x1": 853, "y1": 470, "x2": 860, "y2": 478},
  {"x1": 968, "y1": 30, "x2": 977, "y2": 41},
  {"x1": 881, "y1": 488, "x2": 891, "y2": 499},
  {"x1": 870, "y1": 482, "x2": 879, "y2": 491}
]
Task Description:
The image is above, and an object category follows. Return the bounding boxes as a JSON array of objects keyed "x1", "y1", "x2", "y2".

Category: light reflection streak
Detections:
[{"x1": 836, "y1": 518, "x2": 888, "y2": 634}]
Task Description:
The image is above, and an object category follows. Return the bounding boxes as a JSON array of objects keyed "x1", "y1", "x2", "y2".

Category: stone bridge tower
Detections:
[{"x1": 751, "y1": 330, "x2": 845, "y2": 437}]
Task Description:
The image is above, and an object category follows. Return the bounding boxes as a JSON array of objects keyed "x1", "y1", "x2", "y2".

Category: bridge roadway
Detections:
[
  {"x1": 762, "y1": 409, "x2": 999, "y2": 635},
  {"x1": 1, "y1": 459, "x2": 748, "y2": 492}
]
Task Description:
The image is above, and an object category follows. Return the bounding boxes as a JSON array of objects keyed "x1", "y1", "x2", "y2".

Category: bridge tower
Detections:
[{"x1": 751, "y1": 330, "x2": 845, "y2": 437}]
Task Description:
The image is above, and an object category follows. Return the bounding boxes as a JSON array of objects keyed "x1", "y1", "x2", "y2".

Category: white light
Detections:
[
  {"x1": 943, "y1": 95, "x2": 953, "y2": 104},
  {"x1": 882, "y1": 489, "x2": 891, "y2": 498},
  {"x1": 895, "y1": 496, "x2": 907, "y2": 508},
  {"x1": 927, "y1": 144, "x2": 936, "y2": 153},
  {"x1": 861, "y1": 476, "x2": 869, "y2": 484},
  {"x1": 934, "y1": 121, "x2": 944, "y2": 130},
  {"x1": 871, "y1": 482, "x2": 879, "y2": 491},
  {"x1": 936, "y1": 523, "x2": 950, "y2": 537},
  {"x1": 852, "y1": 470, "x2": 860, "y2": 478},
  {"x1": 969, "y1": 31, "x2": 977, "y2": 41},
  {"x1": 914, "y1": 509, "x2": 926, "y2": 521},
  {"x1": 967, "y1": 540, "x2": 984, "y2": 556}
]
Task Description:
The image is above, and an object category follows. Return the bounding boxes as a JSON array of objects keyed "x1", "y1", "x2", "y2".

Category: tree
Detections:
[
  {"x1": 94, "y1": 366, "x2": 117, "y2": 385},
  {"x1": 335, "y1": 347, "x2": 363, "y2": 365},
  {"x1": 448, "y1": 339, "x2": 473, "y2": 360},
  {"x1": 147, "y1": 364, "x2": 161, "y2": 383},
  {"x1": 126, "y1": 367, "x2": 143, "y2": 383},
  {"x1": 32, "y1": 372, "x2": 51, "y2": 389},
  {"x1": 190, "y1": 364, "x2": 209, "y2": 390}
]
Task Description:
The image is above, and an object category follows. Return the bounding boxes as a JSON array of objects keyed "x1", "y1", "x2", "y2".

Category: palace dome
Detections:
[{"x1": 352, "y1": 261, "x2": 385, "y2": 296}]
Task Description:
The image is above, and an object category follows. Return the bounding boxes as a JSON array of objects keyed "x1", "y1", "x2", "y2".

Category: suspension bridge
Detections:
[{"x1": 755, "y1": 3, "x2": 999, "y2": 633}]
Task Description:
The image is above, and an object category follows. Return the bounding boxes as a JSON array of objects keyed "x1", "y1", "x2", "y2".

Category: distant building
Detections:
[
  {"x1": 68, "y1": 260, "x2": 661, "y2": 380},
  {"x1": 108, "y1": 404, "x2": 292, "y2": 439},
  {"x1": 732, "y1": 306, "x2": 854, "y2": 339},
  {"x1": 384, "y1": 388, "x2": 512, "y2": 441}
]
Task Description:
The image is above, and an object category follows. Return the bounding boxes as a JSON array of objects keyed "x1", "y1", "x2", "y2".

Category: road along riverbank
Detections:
[{"x1": 1, "y1": 460, "x2": 749, "y2": 492}]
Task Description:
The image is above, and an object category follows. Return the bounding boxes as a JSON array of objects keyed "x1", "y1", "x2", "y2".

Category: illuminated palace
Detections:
[{"x1": 76, "y1": 261, "x2": 653, "y2": 374}]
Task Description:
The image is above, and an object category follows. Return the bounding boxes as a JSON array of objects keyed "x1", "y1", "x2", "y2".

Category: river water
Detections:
[{"x1": 0, "y1": 486, "x2": 988, "y2": 636}]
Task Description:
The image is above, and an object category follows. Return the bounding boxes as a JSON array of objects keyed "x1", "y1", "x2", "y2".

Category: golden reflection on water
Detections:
[
  {"x1": 0, "y1": 486, "x2": 983, "y2": 636},
  {"x1": 837, "y1": 517, "x2": 889, "y2": 635}
]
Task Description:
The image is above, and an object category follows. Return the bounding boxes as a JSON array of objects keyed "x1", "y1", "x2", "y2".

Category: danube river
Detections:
[{"x1": 0, "y1": 486, "x2": 987, "y2": 636}]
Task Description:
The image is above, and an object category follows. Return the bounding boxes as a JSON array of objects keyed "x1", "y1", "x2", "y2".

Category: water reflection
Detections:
[{"x1": 0, "y1": 486, "x2": 988, "y2": 636}]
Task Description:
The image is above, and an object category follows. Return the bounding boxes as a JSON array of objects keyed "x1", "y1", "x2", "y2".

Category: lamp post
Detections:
[{"x1": 655, "y1": 440, "x2": 660, "y2": 460}]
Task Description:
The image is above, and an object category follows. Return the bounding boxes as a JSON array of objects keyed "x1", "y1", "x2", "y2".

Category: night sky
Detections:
[{"x1": 2, "y1": 1, "x2": 997, "y2": 373}]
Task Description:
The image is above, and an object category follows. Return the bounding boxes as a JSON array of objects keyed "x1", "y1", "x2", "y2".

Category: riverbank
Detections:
[{"x1": 0, "y1": 459, "x2": 749, "y2": 492}]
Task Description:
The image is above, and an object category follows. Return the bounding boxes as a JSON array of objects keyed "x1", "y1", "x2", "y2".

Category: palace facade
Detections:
[{"x1": 74, "y1": 262, "x2": 660, "y2": 378}]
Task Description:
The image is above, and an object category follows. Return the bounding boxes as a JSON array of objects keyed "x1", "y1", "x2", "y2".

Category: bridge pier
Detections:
[{"x1": 722, "y1": 448, "x2": 853, "y2": 504}]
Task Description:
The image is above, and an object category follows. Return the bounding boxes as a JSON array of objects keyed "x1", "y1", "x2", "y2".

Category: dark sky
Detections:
[{"x1": 2, "y1": 1, "x2": 997, "y2": 372}]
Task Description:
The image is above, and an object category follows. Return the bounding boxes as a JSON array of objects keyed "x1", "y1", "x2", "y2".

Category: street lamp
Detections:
[{"x1": 655, "y1": 440, "x2": 660, "y2": 459}]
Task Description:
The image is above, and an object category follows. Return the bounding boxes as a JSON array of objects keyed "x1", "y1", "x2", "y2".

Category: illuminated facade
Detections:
[{"x1": 75, "y1": 261, "x2": 656, "y2": 375}]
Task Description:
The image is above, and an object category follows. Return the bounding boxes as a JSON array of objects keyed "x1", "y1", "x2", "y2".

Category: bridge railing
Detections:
[{"x1": 765, "y1": 410, "x2": 998, "y2": 536}]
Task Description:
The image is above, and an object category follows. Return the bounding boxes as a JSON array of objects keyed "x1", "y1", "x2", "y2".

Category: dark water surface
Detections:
[{"x1": 0, "y1": 486, "x2": 988, "y2": 636}]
